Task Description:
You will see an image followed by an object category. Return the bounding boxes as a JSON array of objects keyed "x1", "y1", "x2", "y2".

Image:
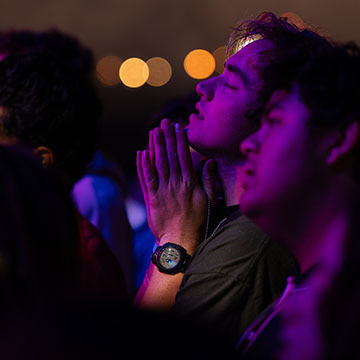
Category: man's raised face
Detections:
[
  {"x1": 240, "y1": 87, "x2": 330, "y2": 237},
  {"x1": 186, "y1": 39, "x2": 272, "y2": 161}
]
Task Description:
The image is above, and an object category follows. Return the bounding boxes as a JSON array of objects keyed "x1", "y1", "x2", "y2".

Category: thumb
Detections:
[{"x1": 201, "y1": 159, "x2": 218, "y2": 204}]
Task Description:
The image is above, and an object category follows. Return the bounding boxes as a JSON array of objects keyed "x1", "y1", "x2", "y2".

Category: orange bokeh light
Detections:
[
  {"x1": 119, "y1": 58, "x2": 149, "y2": 88},
  {"x1": 146, "y1": 57, "x2": 172, "y2": 87},
  {"x1": 212, "y1": 46, "x2": 227, "y2": 74},
  {"x1": 184, "y1": 49, "x2": 215, "y2": 80},
  {"x1": 96, "y1": 56, "x2": 122, "y2": 87}
]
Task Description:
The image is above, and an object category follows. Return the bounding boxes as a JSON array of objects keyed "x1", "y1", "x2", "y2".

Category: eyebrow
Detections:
[
  {"x1": 225, "y1": 63, "x2": 249, "y2": 86},
  {"x1": 264, "y1": 100, "x2": 284, "y2": 117}
]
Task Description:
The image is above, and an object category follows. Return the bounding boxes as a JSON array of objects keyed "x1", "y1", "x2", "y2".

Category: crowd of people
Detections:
[{"x1": 0, "y1": 11, "x2": 359, "y2": 359}]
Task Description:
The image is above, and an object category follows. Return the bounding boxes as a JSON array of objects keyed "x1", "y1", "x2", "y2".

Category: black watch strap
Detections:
[{"x1": 152, "y1": 242, "x2": 191, "y2": 275}]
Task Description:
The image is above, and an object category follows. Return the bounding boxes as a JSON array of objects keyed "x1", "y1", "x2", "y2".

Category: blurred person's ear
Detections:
[
  {"x1": 34, "y1": 146, "x2": 55, "y2": 168},
  {"x1": 0, "y1": 107, "x2": 18, "y2": 145},
  {"x1": 327, "y1": 121, "x2": 359, "y2": 165}
]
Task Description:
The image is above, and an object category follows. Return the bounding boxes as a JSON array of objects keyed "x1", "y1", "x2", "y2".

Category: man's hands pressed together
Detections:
[
  {"x1": 135, "y1": 118, "x2": 216, "y2": 309},
  {"x1": 137, "y1": 118, "x2": 216, "y2": 254}
]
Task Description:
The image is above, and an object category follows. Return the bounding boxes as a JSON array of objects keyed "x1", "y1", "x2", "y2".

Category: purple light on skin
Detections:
[
  {"x1": 278, "y1": 273, "x2": 326, "y2": 360},
  {"x1": 186, "y1": 39, "x2": 271, "y2": 163},
  {"x1": 239, "y1": 88, "x2": 314, "y2": 240}
]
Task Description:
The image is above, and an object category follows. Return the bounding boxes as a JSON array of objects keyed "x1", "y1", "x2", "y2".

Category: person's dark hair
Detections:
[
  {"x1": 0, "y1": 29, "x2": 94, "y2": 83},
  {"x1": 227, "y1": 12, "x2": 333, "y2": 122},
  {"x1": 0, "y1": 145, "x2": 81, "y2": 314},
  {"x1": 264, "y1": 43, "x2": 360, "y2": 181},
  {"x1": 273, "y1": 43, "x2": 360, "y2": 128},
  {"x1": 0, "y1": 29, "x2": 102, "y2": 186},
  {"x1": 0, "y1": 51, "x2": 101, "y2": 186}
]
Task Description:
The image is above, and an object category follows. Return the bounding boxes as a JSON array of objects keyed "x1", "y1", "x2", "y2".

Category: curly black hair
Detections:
[
  {"x1": 0, "y1": 52, "x2": 101, "y2": 186},
  {"x1": 272, "y1": 43, "x2": 360, "y2": 128},
  {"x1": 0, "y1": 29, "x2": 94, "y2": 80},
  {"x1": 0, "y1": 30, "x2": 102, "y2": 186},
  {"x1": 226, "y1": 12, "x2": 333, "y2": 123}
]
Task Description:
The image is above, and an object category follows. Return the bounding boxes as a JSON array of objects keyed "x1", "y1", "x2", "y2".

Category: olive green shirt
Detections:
[{"x1": 171, "y1": 209, "x2": 296, "y2": 346}]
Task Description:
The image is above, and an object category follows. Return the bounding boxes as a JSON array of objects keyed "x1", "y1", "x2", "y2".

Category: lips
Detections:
[
  {"x1": 242, "y1": 162, "x2": 256, "y2": 189},
  {"x1": 244, "y1": 163, "x2": 256, "y2": 176},
  {"x1": 189, "y1": 102, "x2": 204, "y2": 121},
  {"x1": 189, "y1": 112, "x2": 203, "y2": 122}
]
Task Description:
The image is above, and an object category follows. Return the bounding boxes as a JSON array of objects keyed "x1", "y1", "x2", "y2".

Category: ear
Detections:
[
  {"x1": 0, "y1": 116, "x2": 18, "y2": 144},
  {"x1": 327, "y1": 121, "x2": 359, "y2": 165},
  {"x1": 34, "y1": 146, "x2": 55, "y2": 168}
]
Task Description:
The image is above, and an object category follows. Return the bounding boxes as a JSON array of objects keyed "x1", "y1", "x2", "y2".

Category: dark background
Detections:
[{"x1": 1, "y1": 0, "x2": 359, "y2": 174}]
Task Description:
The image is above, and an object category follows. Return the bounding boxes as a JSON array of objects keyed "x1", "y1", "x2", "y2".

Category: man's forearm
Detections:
[{"x1": 134, "y1": 262, "x2": 183, "y2": 310}]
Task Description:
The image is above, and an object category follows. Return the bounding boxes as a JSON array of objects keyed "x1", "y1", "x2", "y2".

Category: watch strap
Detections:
[{"x1": 152, "y1": 242, "x2": 191, "y2": 275}]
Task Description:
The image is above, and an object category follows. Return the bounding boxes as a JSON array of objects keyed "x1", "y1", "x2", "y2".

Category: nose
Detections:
[
  {"x1": 196, "y1": 77, "x2": 214, "y2": 101},
  {"x1": 240, "y1": 132, "x2": 259, "y2": 158}
]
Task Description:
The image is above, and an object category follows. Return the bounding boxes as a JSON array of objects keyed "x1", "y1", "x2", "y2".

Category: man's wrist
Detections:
[
  {"x1": 157, "y1": 234, "x2": 198, "y2": 255},
  {"x1": 152, "y1": 242, "x2": 192, "y2": 275}
]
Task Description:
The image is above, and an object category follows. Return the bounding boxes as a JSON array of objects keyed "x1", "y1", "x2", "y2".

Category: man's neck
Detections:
[
  {"x1": 285, "y1": 176, "x2": 357, "y2": 274},
  {"x1": 216, "y1": 159, "x2": 246, "y2": 207}
]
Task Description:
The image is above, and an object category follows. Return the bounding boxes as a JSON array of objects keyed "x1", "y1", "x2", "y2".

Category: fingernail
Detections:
[
  {"x1": 155, "y1": 127, "x2": 161, "y2": 136},
  {"x1": 162, "y1": 118, "x2": 171, "y2": 128},
  {"x1": 175, "y1": 123, "x2": 181, "y2": 132}
]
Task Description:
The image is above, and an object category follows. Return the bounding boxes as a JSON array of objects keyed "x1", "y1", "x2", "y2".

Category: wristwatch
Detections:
[{"x1": 152, "y1": 242, "x2": 191, "y2": 275}]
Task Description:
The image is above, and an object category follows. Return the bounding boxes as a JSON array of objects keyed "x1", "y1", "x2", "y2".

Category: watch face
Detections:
[{"x1": 159, "y1": 246, "x2": 181, "y2": 270}]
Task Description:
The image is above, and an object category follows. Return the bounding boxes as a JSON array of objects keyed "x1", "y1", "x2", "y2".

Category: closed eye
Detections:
[
  {"x1": 262, "y1": 115, "x2": 281, "y2": 126},
  {"x1": 224, "y1": 81, "x2": 238, "y2": 90}
]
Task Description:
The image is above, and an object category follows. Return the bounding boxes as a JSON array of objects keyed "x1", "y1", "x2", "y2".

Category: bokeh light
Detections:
[
  {"x1": 212, "y1": 46, "x2": 227, "y2": 74},
  {"x1": 96, "y1": 56, "x2": 122, "y2": 87},
  {"x1": 184, "y1": 49, "x2": 215, "y2": 79},
  {"x1": 146, "y1": 57, "x2": 172, "y2": 87},
  {"x1": 119, "y1": 58, "x2": 149, "y2": 88}
]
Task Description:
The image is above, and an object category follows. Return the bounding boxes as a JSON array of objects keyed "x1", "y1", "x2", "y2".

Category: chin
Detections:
[
  {"x1": 186, "y1": 136, "x2": 208, "y2": 157},
  {"x1": 240, "y1": 194, "x2": 266, "y2": 224},
  {"x1": 239, "y1": 190, "x2": 255, "y2": 211},
  {"x1": 240, "y1": 202, "x2": 257, "y2": 222},
  {"x1": 241, "y1": 201, "x2": 284, "y2": 242}
]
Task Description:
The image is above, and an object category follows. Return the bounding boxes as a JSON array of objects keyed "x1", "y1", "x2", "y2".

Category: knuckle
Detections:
[
  {"x1": 183, "y1": 175, "x2": 197, "y2": 187},
  {"x1": 168, "y1": 150, "x2": 177, "y2": 160},
  {"x1": 146, "y1": 175, "x2": 156, "y2": 183},
  {"x1": 156, "y1": 159, "x2": 168, "y2": 169},
  {"x1": 182, "y1": 179, "x2": 192, "y2": 188},
  {"x1": 179, "y1": 150, "x2": 188, "y2": 160},
  {"x1": 169, "y1": 180, "x2": 180, "y2": 190},
  {"x1": 149, "y1": 197, "x2": 161, "y2": 208}
]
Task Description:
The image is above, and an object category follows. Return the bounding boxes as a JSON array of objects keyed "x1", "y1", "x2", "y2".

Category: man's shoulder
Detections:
[
  {"x1": 225, "y1": 214, "x2": 268, "y2": 239},
  {"x1": 196, "y1": 214, "x2": 269, "y2": 258},
  {"x1": 185, "y1": 215, "x2": 270, "y2": 278},
  {"x1": 186, "y1": 213, "x2": 296, "y2": 279}
]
